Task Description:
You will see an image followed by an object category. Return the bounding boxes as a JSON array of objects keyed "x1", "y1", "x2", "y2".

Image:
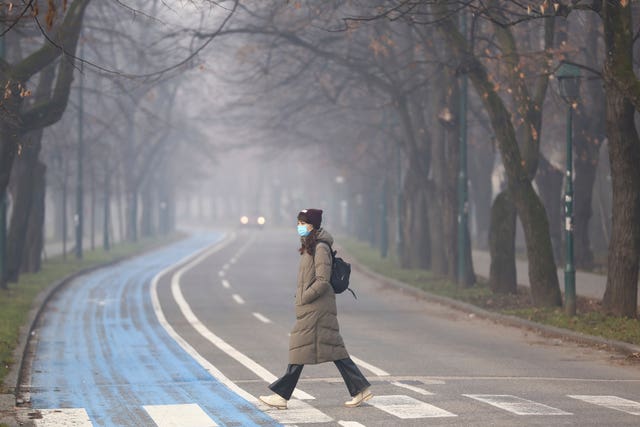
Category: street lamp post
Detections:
[
  {"x1": 556, "y1": 62, "x2": 581, "y2": 316},
  {"x1": 0, "y1": 36, "x2": 5, "y2": 285},
  {"x1": 75, "y1": 41, "x2": 85, "y2": 259},
  {"x1": 458, "y1": 10, "x2": 470, "y2": 287}
]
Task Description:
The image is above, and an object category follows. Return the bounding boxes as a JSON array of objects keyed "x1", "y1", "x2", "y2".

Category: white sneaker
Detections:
[
  {"x1": 259, "y1": 394, "x2": 288, "y2": 410},
  {"x1": 344, "y1": 387, "x2": 373, "y2": 407}
]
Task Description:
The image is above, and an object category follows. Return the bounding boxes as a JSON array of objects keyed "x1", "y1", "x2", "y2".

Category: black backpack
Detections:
[{"x1": 325, "y1": 244, "x2": 356, "y2": 299}]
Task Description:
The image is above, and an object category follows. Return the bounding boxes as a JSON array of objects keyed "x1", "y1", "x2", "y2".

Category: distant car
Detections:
[{"x1": 240, "y1": 215, "x2": 266, "y2": 229}]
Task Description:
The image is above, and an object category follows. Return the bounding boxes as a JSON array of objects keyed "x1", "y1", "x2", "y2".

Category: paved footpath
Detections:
[{"x1": 472, "y1": 250, "x2": 640, "y2": 306}]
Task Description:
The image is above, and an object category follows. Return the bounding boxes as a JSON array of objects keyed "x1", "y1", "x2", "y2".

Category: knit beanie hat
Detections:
[{"x1": 297, "y1": 208, "x2": 323, "y2": 229}]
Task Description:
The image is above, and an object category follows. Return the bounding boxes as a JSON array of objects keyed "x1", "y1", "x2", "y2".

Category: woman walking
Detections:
[{"x1": 259, "y1": 208, "x2": 372, "y2": 410}]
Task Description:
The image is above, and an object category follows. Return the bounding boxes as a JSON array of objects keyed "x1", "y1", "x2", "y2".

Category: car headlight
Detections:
[
  {"x1": 257, "y1": 216, "x2": 266, "y2": 225},
  {"x1": 240, "y1": 216, "x2": 249, "y2": 225}
]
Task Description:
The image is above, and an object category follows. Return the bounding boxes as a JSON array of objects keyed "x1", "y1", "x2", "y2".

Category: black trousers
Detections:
[{"x1": 269, "y1": 357, "x2": 370, "y2": 400}]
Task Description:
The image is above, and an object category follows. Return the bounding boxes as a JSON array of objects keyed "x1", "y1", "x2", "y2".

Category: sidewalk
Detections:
[{"x1": 472, "y1": 250, "x2": 640, "y2": 305}]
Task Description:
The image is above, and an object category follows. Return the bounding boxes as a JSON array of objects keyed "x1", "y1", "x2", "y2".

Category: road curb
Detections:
[{"x1": 348, "y1": 257, "x2": 640, "y2": 357}]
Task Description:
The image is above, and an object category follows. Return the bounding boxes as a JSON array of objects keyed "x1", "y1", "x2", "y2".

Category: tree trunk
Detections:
[
  {"x1": 21, "y1": 161, "x2": 46, "y2": 273},
  {"x1": 6, "y1": 130, "x2": 43, "y2": 282},
  {"x1": 601, "y1": 0, "x2": 640, "y2": 317},
  {"x1": 489, "y1": 191, "x2": 517, "y2": 293}
]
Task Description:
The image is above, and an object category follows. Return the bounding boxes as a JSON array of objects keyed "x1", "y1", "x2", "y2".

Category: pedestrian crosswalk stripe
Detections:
[
  {"x1": 264, "y1": 399, "x2": 333, "y2": 424},
  {"x1": 338, "y1": 421, "x2": 366, "y2": 426},
  {"x1": 464, "y1": 394, "x2": 572, "y2": 415},
  {"x1": 144, "y1": 403, "x2": 218, "y2": 426},
  {"x1": 367, "y1": 395, "x2": 457, "y2": 419},
  {"x1": 34, "y1": 408, "x2": 93, "y2": 426},
  {"x1": 568, "y1": 395, "x2": 640, "y2": 415}
]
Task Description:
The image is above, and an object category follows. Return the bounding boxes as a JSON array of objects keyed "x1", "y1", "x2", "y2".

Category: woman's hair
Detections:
[{"x1": 299, "y1": 228, "x2": 319, "y2": 256}]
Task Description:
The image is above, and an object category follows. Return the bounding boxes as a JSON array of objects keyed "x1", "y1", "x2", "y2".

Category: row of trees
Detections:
[
  {"x1": 1, "y1": 1, "x2": 637, "y2": 320},
  {"x1": 199, "y1": 1, "x2": 637, "y2": 317},
  {"x1": 0, "y1": 1, "x2": 237, "y2": 287}
]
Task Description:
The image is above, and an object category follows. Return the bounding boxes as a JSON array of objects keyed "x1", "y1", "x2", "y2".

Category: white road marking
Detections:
[
  {"x1": 34, "y1": 408, "x2": 93, "y2": 426},
  {"x1": 390, "y1": 381, "x2": 434, "y2": 396},
  {"x1": 351, "y1": 355, "x2": 390, "y2": 376},
  {"x1": 169, "y1": 243, "x2": 314, "y2": 401},
  {"x1": 218, "y1": 270, "x2": 225, "y2": 277},
  {"x1": 221, "y1": 279, "x2": 230, "y2": 289},
  {"x1": 569, "y1": 395, "x2": 640, "y2": 415},
  {"x1": 253, "y1": 312, "x2": 272, "y2": 323},
  {"x1": 232, "y1": 294, "x2": 245, "y2": 304},
  {"x1": 144, "y1": 403, "x2": 218, "y2": 426},
  {"x1": 230, "y1": 257, "x2": 237, "y2": 264},
  {"x1": 223, "y1": 263, "x2": 230, "y2": 270},
  {"x1": 150, "y1": 234, "x2": 260, "y2": 405},
  {"x1": 464, "y1": 394, "x2": 572, "y2": 415},
  {"x1": 367, "y1": 395, "x2": 456, "y2": 419},
  {"x1": 338, "y1": 421, "x2": 367, "y2": 427},
  {"x1": 265, "y1": 399, "x2": 332, "y2": 424}
]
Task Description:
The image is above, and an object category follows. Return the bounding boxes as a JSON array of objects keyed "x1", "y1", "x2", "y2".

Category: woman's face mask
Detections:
[{"x1": 297, "y1": 224, "x2": 311, "y2": 237}]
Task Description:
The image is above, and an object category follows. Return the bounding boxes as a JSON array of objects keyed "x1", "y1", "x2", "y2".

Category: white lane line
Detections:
[
  {"x1": 144, "y1": 403, "x2": 218, "y2": 426},
  {"x1": 223, "y1": 263, "x2": 230, "y2": 270},
  {"x1": 170, "y1": 245, "x2": 314, "y2": 401},
  {"x1": 368, "y1": 395, "x2": 456, "y2": 419},
  {"x1": 464, "y1": 394, "x2": 572, "y2": 415},
  {"x1": 266, "y1": 399, "x2": 332, "y2": 424},
  {"x1": 351, "y1": 355, "x2": 390, "y2": 376},
  {"x1": 232, "y1": 294, "x2": 245, "y2": 304},
  {"x1": 569, "y1": 395, "x2": 640, "y2": 415},
  {"x1": 150, "y1": 234, "x2": 258, "y2": 406},
  {"x1": 253, "y1": 312, "x2": 272, "y2": 323},
  {"x1": 390, "y1": 381, "x2": 434, "y2": 396},
  {"x1": 218, "y1": 270, "x2": 225, "y2": 277},
  {"x1": 35, "y1": 408, "x2": 93, "y2": 426},
  {"x1": 221, "y1": 279, "x2": 230, "y2": 289},
  {"x1": 230, "y1": 258, "x2": 237, "y2": 264},
  {"x1": 338, "y1": 421, "x2": 367, "y2": 427}
]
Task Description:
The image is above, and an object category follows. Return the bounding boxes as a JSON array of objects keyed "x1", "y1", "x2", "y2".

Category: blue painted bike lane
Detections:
[{"x1": 29, "y1": 233, "x2": 281, "y2": 427}]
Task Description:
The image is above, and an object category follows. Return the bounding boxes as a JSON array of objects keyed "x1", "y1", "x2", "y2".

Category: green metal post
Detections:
[
  {"x1": 457, "y1": 11, "x2": 469, "y2": 286},
  {"x1": 396, "y1": 141, "x2": 404, "y2": 262},
  {"x1": 75, "y1": 42, "x2": 84, "y2": 259},
  {"x1": 564, "y1": 105, "x2": 576, "y2": 316},
  {"x1": 0, "y1": 35, "x2": 6, "y2": 285},
  {"x1": 380, "y1": 169, "x2": 389, "y2": 258}
]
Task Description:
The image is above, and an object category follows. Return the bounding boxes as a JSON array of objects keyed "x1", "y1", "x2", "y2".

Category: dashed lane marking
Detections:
[
  {"x1": 170, "y1": 244, "x2": 315, "y2": 401},
  {"x1": 218, "y1": 270, "x2": 225, "y2": 277},
  {"x1": 464, "y1": 394, "x2": 572, "y2": 415},
  {"x1": 367, "y1": 395, "x2": 456, "y2": 419},
  {"x1": 390, "y1": 381, "x2": 434, "y2": 396},
  {"x1": 568, "y1": 395, "x2": 640, "y2": 415},
  {"x1": 34, "y1": 408, "x2": 93, "y2": 426},
  {"x1": 221, "y1": 279, "x2": 230, "y2": 289},
  {"x1": 232, "y1": 294, "x2": 245, "y2": 304},
  {"x1": 143, "y1": 403, "x2": 218, "y2": 426},
  {"x1": 253, "y1": 312, "x2": 272, "y2": 323}
]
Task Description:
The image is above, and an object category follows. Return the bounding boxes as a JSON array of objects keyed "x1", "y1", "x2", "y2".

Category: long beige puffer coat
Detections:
[{"x1": 289, "y1": 228, "x2": 349, "y2": 365}]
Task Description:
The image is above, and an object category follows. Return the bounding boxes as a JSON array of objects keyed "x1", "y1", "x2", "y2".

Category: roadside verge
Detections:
[{"x1": 344, "y1": 249, "x2": 640, "y2": 359}]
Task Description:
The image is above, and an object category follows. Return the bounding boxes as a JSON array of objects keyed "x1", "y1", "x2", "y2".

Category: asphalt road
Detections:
[{"x1": 25, "y1": 229, "x2": 640, "y2": 426}]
